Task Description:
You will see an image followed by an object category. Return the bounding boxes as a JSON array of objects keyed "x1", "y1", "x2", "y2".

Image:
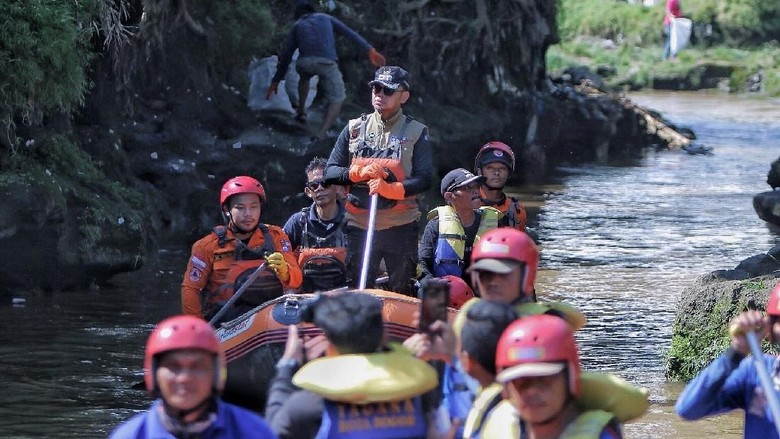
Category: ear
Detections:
[
  {"x1": 399, "y1": 90, "x2": 410, "y2": 105},
  {"x1": 443, "y1": 192, "x2": 455, "y2": 203},
  {"x1": 305, "y1": 187, "x2": 314, "y2": 199},
  {"x1": 459, "y1": 350, "x2": 473, "y2": 374}
]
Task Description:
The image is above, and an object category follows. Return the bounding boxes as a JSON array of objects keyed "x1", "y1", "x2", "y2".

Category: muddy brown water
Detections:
[{"x1": 0, "y1": 91, "x2": 778, "y2": 437}]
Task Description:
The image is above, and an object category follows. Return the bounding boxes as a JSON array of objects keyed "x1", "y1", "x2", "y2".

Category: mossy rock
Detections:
[{"x1": 667, "y1": 274, "x2": 780, "y2": 381}]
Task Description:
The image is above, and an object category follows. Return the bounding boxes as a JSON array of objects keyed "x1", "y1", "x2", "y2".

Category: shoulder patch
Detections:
[
  {"x1": 190, "y1": 255, "x2": 207, "y2": 270},
  {"x1": 188, "y1": 267, "x2": 203, "y2": 282}
]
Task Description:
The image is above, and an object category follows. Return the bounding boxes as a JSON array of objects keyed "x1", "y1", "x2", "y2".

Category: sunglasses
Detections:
[
  {"x1": 371, "y1": 84, "x2": 405, "y2": 97},
  {"x1": 305, "y1": 179, "x2": 331, "y2": 191}
]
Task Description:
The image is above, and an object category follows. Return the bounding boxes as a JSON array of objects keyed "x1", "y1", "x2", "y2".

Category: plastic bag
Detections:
[
  {"x1": 247, "y1": 53, "x2": 318, "y2": 113},
  {"x1": 670, "y1": 17, "x2": 692, "y2": 56}
]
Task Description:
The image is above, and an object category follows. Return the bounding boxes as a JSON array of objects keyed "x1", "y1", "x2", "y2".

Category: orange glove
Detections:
[
  {"x1": 348, "y1": 163, "x2": 366, "y2": 183},
  {"x1": 368, "y1": 178, "x2": 405, "y2": 200},
  {"x1": 360, "y1": 163, "x2": 389, "y2": 180},
  {"x1": 266, "y1": 81, "x2": 279, "y2": 100},
  {"x1": 367, "y1": 48, "x2": 386, "y2": 67}
]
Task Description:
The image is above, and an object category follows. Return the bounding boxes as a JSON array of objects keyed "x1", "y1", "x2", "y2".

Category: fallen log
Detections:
[{"x1": 574, "y1": 82, "x2": 712, "y2": 155}]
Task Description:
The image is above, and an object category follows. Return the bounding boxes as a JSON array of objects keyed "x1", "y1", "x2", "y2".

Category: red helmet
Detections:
[
  {"x1": 143, "y1": 315, "x2": 227, "y2": 395},
  {"x1": 495, "y1": 314, "x2": 580, "y2": 396},
  {"x1": 474, "y1": 141, "x2": 515, "y2": 174},
  {"x1": 441, "y1": 275, "x2": 475, "y2": 310},
  {"x1": 767, "y1": 283, "x2": 780, "y2": 316},
  {"x1": 220, "y1": 176, "x2": 266, "y2": 207},
  {"x1": 470, "y1": 228, "x2": 538, "y2": 295}
]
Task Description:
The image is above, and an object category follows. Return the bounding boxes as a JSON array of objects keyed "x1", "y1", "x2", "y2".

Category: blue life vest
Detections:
[{"x1": 430, "y1": 206, "x2": 500, "y2": 278}]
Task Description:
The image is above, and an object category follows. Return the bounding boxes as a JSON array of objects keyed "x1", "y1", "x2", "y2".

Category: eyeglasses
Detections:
[
  {"x1": 371, "y1": 84, "x2": 405, "y2": 97},
  {"x1": 305, "y1": 179, "x2": 331, "y2": 191}
]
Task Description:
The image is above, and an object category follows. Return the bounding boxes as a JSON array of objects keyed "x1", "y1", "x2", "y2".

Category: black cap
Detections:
[
  {"x1": 440, "y1": 168, "x2": 486, "y2": 196},
  {"x1": 368, "y1": 66, "x2": 410, "y2": 91}
]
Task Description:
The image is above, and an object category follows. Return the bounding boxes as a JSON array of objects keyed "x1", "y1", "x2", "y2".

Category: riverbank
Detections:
[{"x1": 553, "y1": 0, "x2": 780, "y2": 96}]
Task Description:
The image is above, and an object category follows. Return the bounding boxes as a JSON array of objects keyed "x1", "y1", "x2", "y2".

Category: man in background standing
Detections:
[
  {"x1": 267, "y1": 0, "x2": 386, "y2": 143},
  {"x1": 663, "y1": 0, "x2": 682, "y2": 60}
]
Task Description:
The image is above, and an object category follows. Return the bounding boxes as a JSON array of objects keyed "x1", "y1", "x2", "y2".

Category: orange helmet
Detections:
[
  {"x1": 441, "y1": 275, "x2": 475, "y2": 310},
  {"x1": 474, "y1": 141, "x2": 515, "y2": 174},
  {"x1": 143, "y1": 315, "x2": 227, "y2": 395},
  {"x1": 767, "y1": 283, "x2": 780, "y2": 316},
  {"x1": 470, "y1": 228, "x2": 538, "y2": 295},
  {"x1": 495, "y1": 314, "x2": 580, "y2": 396},
  {"x1": 220, "y1": 176, "x2": 266, "y2": 208}
]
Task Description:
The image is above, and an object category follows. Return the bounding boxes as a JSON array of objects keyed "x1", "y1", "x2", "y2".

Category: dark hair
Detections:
[
  {"x1": 460, "y1": 300, "x2": 518, "y2": 376},
  {"x1": 294, "y1": 0, "x2": 315, "y2": 19},
  {"x1": 305, "y1": 292, "x2": 384, "y2": 354},
  {"x1": 305, "y1": 157, "x2": 327, "y2": 176}
]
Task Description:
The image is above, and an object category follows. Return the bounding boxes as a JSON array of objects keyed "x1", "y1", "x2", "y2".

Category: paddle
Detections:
[
  {"x1": 745, "y1": 331, "x2": 780, "y2": 435},
  {"x1": 208, "y1": 262, "x2": 269, "y2": 326},
  {"x1": 358, "y1": 193, "x2": 379, "y2": 290}
]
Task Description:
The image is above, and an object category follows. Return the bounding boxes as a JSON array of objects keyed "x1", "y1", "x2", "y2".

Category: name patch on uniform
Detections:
[{"x1": 190, "y1": 255, "x2": 207, "y2": 270}]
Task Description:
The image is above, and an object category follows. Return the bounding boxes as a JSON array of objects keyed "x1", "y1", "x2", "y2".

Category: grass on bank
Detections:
[{"x1": 553, "y1": 0, "x2": 780, "y2": 96}]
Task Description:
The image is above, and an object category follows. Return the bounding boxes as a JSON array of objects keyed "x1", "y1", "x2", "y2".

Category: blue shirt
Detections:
[
  {"x1": 676, "y1": 349, "x2": 780, "y2": 439},
  {"x1": 109, "y1": 399, "x2": 278, "y2": 439},
  {"x1": 273, "y1": 13, "x2": 372, "y2": 83}
]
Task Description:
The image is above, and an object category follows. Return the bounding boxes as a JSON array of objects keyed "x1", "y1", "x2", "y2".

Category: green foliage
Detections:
[
  {"x1": 3, "y1": 135, "x2": 147, "y2": 252},
  {"x1": 685, "y1": 0, "x2": 780, "y2": 46},
  {"x1": 557, "y1": 0, "x2": 663, "y2": 46},
  {"x1": 0, "y1": 1, "x2": 94, "y2": 143}
]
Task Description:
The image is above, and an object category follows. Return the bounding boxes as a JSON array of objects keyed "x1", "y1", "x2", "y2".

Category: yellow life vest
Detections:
[
  {"x1": 578, "y1": 372, "x2": 649, "y2": 422},
  {"x1": 559, "y1": 410, "x2": 619, "y2": 439},
  {"x1": 292, "y1": 343, "x2": 438, "y2": 404},
  {"x1": 452, "y1": 298, "x2": 587, "y2": 339},
  {"x1": 426, "y1": 205, "x2": 501, "y2": 278},
  {"x1": 462, "y1": 383, "x2": 506, "y2": 438}
]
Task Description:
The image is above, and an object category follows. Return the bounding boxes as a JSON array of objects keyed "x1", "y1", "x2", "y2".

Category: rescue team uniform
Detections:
[
  {"x1": 463, "y1": 389, "x2": 622, "y2": 439},
  {"x1": 108, "y1": 398, "x2": 277, "y2": 439},
  {"x1": 181, "y1": 225, "x2": 302, "y2": 318},
  {"x1": 265, "y1": 344, "x2": 437, "y2": 439},
  {"x1": 446, "y1": 299, "x2": 646, "y2": 438},
  {"x1": 676, "y1": 348, "x2": 780, "y2": 439},
  {"x1": 326, "y1": 109, "x2": 433, "y2": 295},
  {"x1": 479, "y1": 188, "x2": 527, "y2": 232},
  {"x1": 283, "y1": 202, "x2": 349, "y2": 292},
  {"x1": 418, "y1": 206, "x2": 500, "y2": 284}
]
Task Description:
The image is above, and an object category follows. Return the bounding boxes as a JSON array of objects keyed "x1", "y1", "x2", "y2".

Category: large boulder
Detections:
[
  {"x1": 753, "y1": 156, "x2": 780, "y2": 227},
  {"x1": 667, "y1": 250, "x2": 780, "y2": 381}
]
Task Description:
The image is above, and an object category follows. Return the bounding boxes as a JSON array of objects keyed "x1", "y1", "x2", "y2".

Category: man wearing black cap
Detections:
[
  {"x1": 419, "y1": 168, "x2": 501, "y2": 286},
  {"x1": 325, "y1": 66, "x2": 433, "y2": 296},
  {"x1": 266, "y1": 0, "x2": 386, "y2": 142}
]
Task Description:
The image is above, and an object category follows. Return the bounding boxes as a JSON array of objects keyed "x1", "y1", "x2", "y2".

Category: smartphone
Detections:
[{"x1": 418, "y1": 278, "x2": 450, "y2": 333}]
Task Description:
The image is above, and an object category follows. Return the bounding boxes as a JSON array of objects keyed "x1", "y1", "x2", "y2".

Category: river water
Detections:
[{"x1": 0, "y1": 91, "x2": 778, "y2": 438}]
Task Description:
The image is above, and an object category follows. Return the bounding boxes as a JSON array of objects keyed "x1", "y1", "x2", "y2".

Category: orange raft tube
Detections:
[{"x1": 214, "y1": 289, "x2": 456, "y2": 413}]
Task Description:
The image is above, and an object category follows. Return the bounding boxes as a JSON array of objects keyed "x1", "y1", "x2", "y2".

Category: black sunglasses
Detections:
[
  {"x1": 371, "y1": 84, "x2": 405, "y2": 96},
  {"x1": 305, "y1": 179, "x2": 331, "y2": 191}
]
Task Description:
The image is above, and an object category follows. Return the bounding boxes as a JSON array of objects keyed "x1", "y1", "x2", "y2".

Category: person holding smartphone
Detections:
[{"x1": 265, "y1": 291, "x2": 440, "y2": 439}]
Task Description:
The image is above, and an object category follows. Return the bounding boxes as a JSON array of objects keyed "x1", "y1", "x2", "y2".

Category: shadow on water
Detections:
[{"x1": 0, "y1": 91, "x2": 778, "y2": 438}]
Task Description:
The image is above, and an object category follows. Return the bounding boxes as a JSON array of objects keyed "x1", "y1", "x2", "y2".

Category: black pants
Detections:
[{"x1": 346, "y1": 222, "x2": 419, "y2": 296}]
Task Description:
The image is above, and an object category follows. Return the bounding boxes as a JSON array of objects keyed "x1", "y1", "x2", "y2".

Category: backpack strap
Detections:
[{"x1": 212, "y1": 225, "x2": 230, "y2": 248}]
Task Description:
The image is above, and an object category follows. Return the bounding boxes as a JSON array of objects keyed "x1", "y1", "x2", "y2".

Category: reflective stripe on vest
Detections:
[{"x1": 432, "y1": 206, "x2": 500, "y2": 277}]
